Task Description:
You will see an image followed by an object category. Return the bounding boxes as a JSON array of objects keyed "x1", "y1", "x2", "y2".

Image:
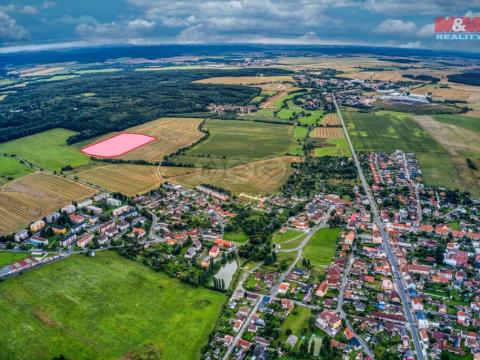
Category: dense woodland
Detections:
[
  {"x1": 0, "y1": 68, "x2": 290, "y2": 144},
  {"x1": 447, "y1": 71, "x2": 480, "y2": 86}
]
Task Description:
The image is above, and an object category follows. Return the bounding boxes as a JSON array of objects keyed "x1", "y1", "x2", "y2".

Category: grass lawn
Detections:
[
  {"x1": 0, "y1": 252, "x2": 28, "y2": 267},
  {"x1": 224, "y1": 230, "x2": 249, "y2": 244},
  {"x1": 0, "y1": 156, "x2": 33, "y2": 184},
  {"x1": 302, "y1": 227, "x2": 340, "y2": 269},
  {"x1": 273, "y1": 229, "x2": 305, "y2": 244},
  {"x1": 299, "y1": 110, "x2": 324, "y2": 125},
  {"x1": 172, "y1": 119, "x2": 295, "y2": 168},
  {"x1": 0, "y1": 128, "x2": 91, "y2": 172},
  {"x1": 0, "y1": 251, "x2": 226, "y2": 360},
  {"x1": 281, "y1": 306, "x2": 313, "y2": 338},
  {"x1": 314, "y1": 138, "x2": 351, "y2": 157}
]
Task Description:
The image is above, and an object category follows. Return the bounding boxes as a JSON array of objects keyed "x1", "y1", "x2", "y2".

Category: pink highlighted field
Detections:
[{"x1": 80, "y1": 133, "x2": 156, "y2": 157}]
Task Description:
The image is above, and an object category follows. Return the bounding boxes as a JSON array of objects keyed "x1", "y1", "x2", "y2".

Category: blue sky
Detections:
[{"x1": 1, "y1": 0, "x2": 480, "y2": 53}]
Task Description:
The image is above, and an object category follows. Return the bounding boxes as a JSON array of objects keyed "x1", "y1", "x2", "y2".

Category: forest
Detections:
[{"x1": 0, "y1": 68, "x2": 289, "y2": 144}]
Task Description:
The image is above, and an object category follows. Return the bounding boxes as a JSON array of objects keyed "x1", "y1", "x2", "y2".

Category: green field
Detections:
[
  {"x1": 223, "y1": 230, "x2": 249, "y2": 244},
  {"x1": 343, "y1": 111, "x2": 445, "y2": 153},
  {"x1": 299, "y1": 110, "x2": 324, "y2": 125},
  {"x1": 281, "y1": 306, "x2": 313, "y2": 337},
  {"x1": 0, "y1": 128, "x2": 91, "y2": 172},
  {"x1": 0, "y1": 156, "x2": 33, "y2": 184},
  {"x1": 341, "y1": 110, "x2": 477, "y2": 192},
  {"x1": 433, "y1": 114, "x2": 480, "y2": 133},
  {"x1": 0, "y1": 252, "x2": 28, "y2": 267},
  {"x1": 313, "y1": 138, "x2": 351, "y2": 157},
  {"x1": 0, "y1": 251, "x2": 226, "y2": 360},
  {"x1": 302, "y1": 227, "x2": 339, "y2": 269},
  {"x1": 172, "y1": 119, "x2": 296, "y2": 168},
  {"x1": 273, "y1": 229, "x2": 305, "y2": 244}
]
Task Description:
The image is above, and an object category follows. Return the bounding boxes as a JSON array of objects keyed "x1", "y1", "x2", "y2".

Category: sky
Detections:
[{"x1": 1, "y1": 0, "x2": 480, "y2": 53}]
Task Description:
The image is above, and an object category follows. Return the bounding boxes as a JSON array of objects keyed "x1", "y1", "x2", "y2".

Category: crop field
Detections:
[
  {"x1": 343, "y1": 110, "x2": 445, "y2": 153},
  {"x1": 195, "y1": 75, "x2": 293, "y2": 85},
  {"x1": 340, "y1": 70, "x2": 406, "y2": 82},
  {"x1": 0, "y1": 128, "x2": 91, "y2": 172},
  {"x1": 74, "y1": 164, "x2": 162, "y2": 196},
  {"x1": 302, "y1": 227, "x2": 340, "y2": 270},
  {"x1": 81, "y1": 118, "x2": 204, "y2": 162},
  {"x1": 167, "y1": 156, "x2": 299, "y2": 194},
  {"x1": 432, "y1": 114, "x2": 480, "y2": 133},
  {"x1": 0, "y1": 156, "x2": 33, "y2": 185},
  {"x1": 0, "y1": 251, "x2": 226, "y2": 360},
  {"x1": 412, "y1": 83, "x2": 480, "y2": 103},
  {"x1": 413, "y1": 116, "x2": 480, "y2": 195},
  {"x1": 343, "y1": 110, "x2": 478, "y2": 195},
  {"x1": 322, "y1": 113, "x2": 341, "y2": 126},
  {"x1": 312, "y1": 127, "x2": 343, "y2": 139},
  {"x1": 0, "y1": 172, "x2": 97, "y2": 235},
  {"x1": 171, "y1": 120, "x2": 296, "y2": 168}
]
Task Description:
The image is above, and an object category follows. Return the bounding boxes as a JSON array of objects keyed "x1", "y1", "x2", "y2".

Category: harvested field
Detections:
[
  {"x1": 322, "y1": 113, "x2": 341, "y2": 126},
  {"x1": 194, "y1": 75, "x2": 293, "y2": 85},
  {"x1": 167, "y1": 157, "x2": 300, "y2": 194},
  {"x1": 0, "y1": 172, "x2": 97, "y2": 235},
  {"x1": 84, "y1": 118, "x2": 204, "y2": 162},
  {"x1": 342, "y1": 70, "x2": 407, "y2": 81},
  {"x1": 312, "y1": 127, "x2": 343, "y2": 139},
  {"x1": 74, "y1": 164, "x2": 162, "y2": 196},
  {"x1": 411, "y1": 83, "x2": 480, "y2": 102}
]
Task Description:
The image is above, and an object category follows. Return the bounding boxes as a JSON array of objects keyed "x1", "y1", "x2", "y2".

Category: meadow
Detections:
[
  {"x1": 74, "y1": 164, "x2": 162, "y2": 196},
  {"x1": 0, "y1": 251, "x2": 226, "y2": 360},
  {"x1": 302, "y1": 227, "x2": 340, "y2": 270},
  {"x1": 171, "y1": 120, "x2": 296, "y2": 168},
  {"x1": 0, "y1": 252, "x2": 27, "y2": 267},
  {"x1": 273, "y1": 229, "x2": 306, "y2": 245},
  {"x1": 167, "y1": 157, "x2": 298, "y2": 194},
  {"x1": 0, "y1": 156, "x2": 33, "y2": 185},
  {"x1": 0, "y1": 172, "x2": 97, "y2": 235},
  {"x1": 223, "y1": 230, "x2": 249, "y2": 244},
  {"x1": 432, "y1": 114, "x2": 480, "y2": 133},
  {"x1": 0, "y1": 128, "x2": 91, "y2": 172}
]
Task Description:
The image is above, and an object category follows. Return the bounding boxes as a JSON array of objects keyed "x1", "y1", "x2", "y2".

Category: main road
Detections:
[{"x1": 333, "y1": 95, "x2": 425, "y2": 360}]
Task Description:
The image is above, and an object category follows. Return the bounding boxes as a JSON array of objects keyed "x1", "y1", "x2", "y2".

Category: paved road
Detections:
[
  {"x1": 336, "y1": 246, "x2": 375, "y2": 359},
  {"x1": 223, "y1": 217, "x2": 332, "y2": 359},
  {"x1": 333, "y1": 95, "x2": 426, "y2": 360}
]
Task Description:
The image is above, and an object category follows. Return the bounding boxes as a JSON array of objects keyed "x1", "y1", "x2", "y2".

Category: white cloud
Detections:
[
  {"x1": 42, "y1": 1, "x2": 57, "y2": 10},
  {"x1": 363, "y1": 0, "x2": 476, "y2": 15},
  {"x1": 0, "y1": 10, "x2": 28, "y2": 40},
  {"x1": 374, "y1": 19, "x2": 417, "y2": 34},
  {"x1": 75, "y1": 18, "x2": 156, "y2": 39},
  {"x1": 19, "y1": 5, "x2": 39, "y2": 15},
  {"x1": 128, "y1": 19, "x2": 155, "y2": 31},
  {"x1": 417, "y1": 23, "x2": 434, "y2": 38},
  {"x1": 399, "y1": 41, "x2": 422, "y2": 48}
]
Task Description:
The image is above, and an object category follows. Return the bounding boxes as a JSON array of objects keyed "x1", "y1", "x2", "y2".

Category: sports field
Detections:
[
  {"x1": 0, "y1": 128, "x2": 91, "y2": 172},
  {"x1": 171, "y1": 120, "x2": 296, "y2": 168},
  {"x1": 168, "y1": 156, "x2": 298, "y2": 194},
  {"x1": 79, "y1": 117, "x2": 204, "y2": 162},
  {"x1": 0, "y1": 251, "x2": 226, "y2": 360},
  {"x1": 74, "y1": 164, "x2": 162, "y2": 196},
  {"x1": 0, "y1": 156, "x2": 33, "y2": 185},
  {"x1": 0, "y1": 172, "x2": 97, "y2": 235},
  {"x1": 302, "y1": 227, "x2": 340, "y2": 269}
]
